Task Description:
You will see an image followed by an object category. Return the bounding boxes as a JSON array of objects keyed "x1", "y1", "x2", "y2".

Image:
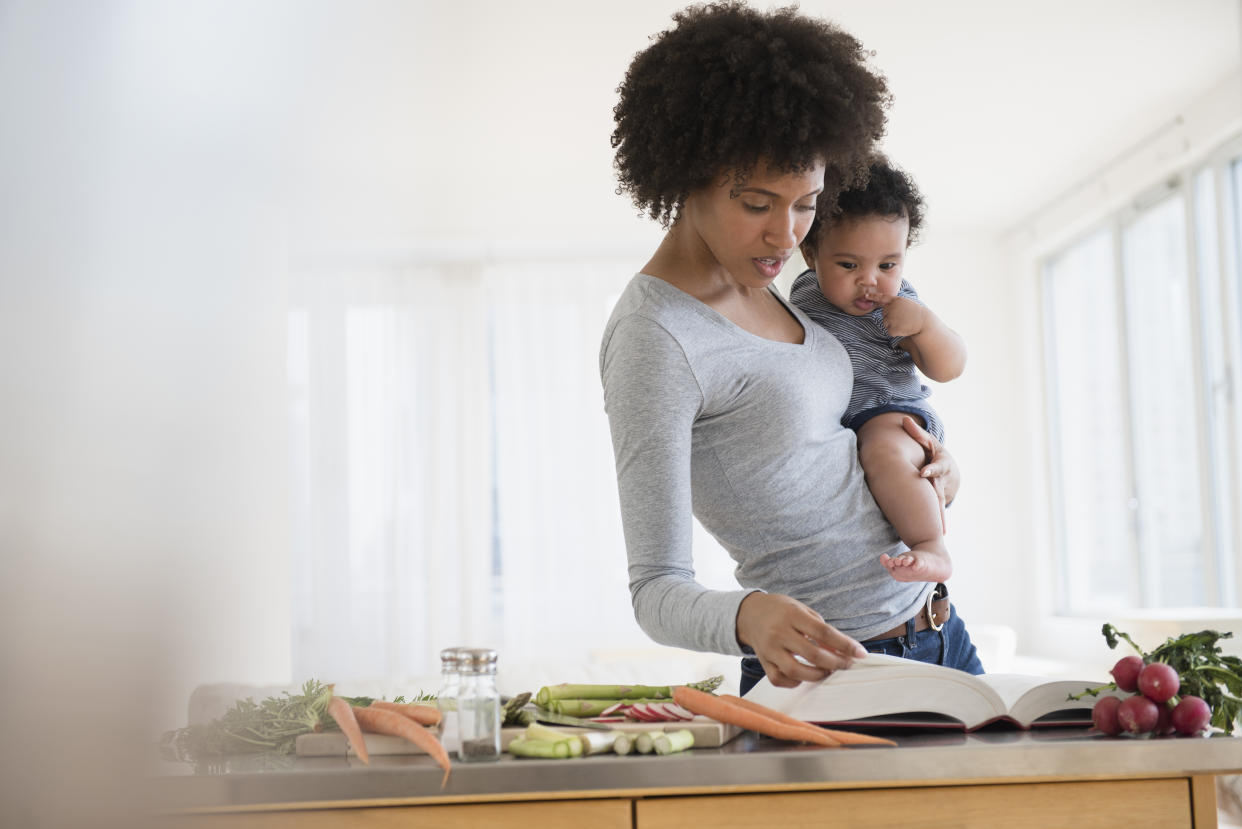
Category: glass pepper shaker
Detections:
[
  {"x1": 436, "y1": 647, "x2": 464, "y2": 757},
  {"x1": 455, "y1": 648, "x2": 501, "y2": 762}
]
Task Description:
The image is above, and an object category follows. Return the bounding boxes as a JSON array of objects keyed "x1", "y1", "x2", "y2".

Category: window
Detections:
[
  {"x1": 1041, "y1": 141, "x2": 1242, "y2": 615},
  {"x1": 287, "y1": 259, "x2": 645, "y2": 682}
]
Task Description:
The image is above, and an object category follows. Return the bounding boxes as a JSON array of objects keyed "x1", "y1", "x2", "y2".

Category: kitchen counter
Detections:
[{"x1": 155, "y1": 727, "x2": 1242, "y2": 828}]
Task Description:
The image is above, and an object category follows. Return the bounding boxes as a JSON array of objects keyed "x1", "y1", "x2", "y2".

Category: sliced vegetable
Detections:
[
  {"x1": 634, "y1": 731, "x2": 661, "y2": 754},
  {"x1": 613, "y1": 733, "x2": 635, "y2": 755},
  {"x1": 508, "y1": 737, "x2": 572, "y2": 759},
  {"x1": 524, "y1": 722, "x2": 583, "y2": 756},
  {"x1": 653, "y1": 729, "x2": 695, "y2": 755},
  {"x1": 577, "y1": 730, "x2": 619, "y2": 755}
]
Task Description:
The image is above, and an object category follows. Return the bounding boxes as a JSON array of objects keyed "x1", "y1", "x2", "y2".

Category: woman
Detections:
[{"x1": 600, "y1": 2, "x2": 983, "y2": 695}]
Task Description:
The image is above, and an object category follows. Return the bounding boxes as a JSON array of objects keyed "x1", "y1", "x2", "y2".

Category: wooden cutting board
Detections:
[{"x1": 295, "y1": 715, "x2": 741, "y2": 757}]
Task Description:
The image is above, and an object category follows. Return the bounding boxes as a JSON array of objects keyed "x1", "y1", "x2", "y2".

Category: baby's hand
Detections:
[{"x1": 864, "y1": 291, "x2": 927, "y2": 339}]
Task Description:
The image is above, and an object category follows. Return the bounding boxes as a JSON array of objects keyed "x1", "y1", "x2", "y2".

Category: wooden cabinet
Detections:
[
  {"x1": 164, "y1": 776, "x2": 1219, "y2": 829},
  {"x1": 636, "y1": 779, "x2": 1195, "y2": 829},
  {"x1": 165, "y1": 798, "x2": 633, "y2": 829}
]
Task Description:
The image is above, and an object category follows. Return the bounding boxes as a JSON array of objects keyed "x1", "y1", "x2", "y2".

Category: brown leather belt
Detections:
[{"x1": 863, "y1": 583, "x2": 950, "y2": 642}]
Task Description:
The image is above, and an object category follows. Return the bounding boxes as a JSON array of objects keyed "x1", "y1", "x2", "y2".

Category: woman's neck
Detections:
[{"x1": 643, "y1": 223, "x2": 762, "y2": 305}]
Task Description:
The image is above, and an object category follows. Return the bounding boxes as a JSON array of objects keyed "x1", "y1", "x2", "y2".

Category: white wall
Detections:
[{"x1": 0, "y1": 7, "x2": 293, "y2": 822}]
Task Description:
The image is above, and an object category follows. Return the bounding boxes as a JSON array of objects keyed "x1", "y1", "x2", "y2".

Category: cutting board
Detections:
[{"x1": 295, "y1": 715, "x2": 741, "y2": 757}]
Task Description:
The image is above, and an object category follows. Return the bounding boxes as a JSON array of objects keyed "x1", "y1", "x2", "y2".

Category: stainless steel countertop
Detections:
[{"x1": 154, "y1": 728, "x2": 1242, "y2": 813}]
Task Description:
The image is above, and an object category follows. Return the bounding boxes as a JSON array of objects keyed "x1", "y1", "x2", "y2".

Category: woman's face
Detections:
[
  {"x1": 681, "y1": 159, "x2": 825, "y2": 288},
  {"x1": 808, "y1": 214, "x2": 909, "y2": 314}
]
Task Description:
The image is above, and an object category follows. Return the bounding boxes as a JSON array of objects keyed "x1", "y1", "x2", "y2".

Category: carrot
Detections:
[
  {"x1": 369, "y1": 700, "x2": 441, "y2": 726},
  {"x1": 720, "y1": 694, "x2": 896, "y2": 747},
  {"x1": 353, "y1": 705, "x2": 452, "y2": 788},
  {"x1": 672, "y1": 685, "x2": 841, "y2": 748},
  {"x1": 327, "y1": 696, "x2": 370, "y2": 765}
]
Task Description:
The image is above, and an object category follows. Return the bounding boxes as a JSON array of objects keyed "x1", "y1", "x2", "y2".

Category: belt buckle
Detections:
[{"x1": 925, "y1": 583, "x2": 947, "y2": 631}]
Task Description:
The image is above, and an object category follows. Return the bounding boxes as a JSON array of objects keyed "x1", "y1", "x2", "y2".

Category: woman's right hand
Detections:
[{"x1": 735, "y1": 592, "x2": 868, "y2": 688}]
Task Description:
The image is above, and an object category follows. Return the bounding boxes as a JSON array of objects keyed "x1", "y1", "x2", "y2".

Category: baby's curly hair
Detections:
[
  {"x1": 612, "y1": 1, "x2": 890, "y2": 228},
  {"x1": 803, "y1": 159, "x2": 926, "y2": 254}
]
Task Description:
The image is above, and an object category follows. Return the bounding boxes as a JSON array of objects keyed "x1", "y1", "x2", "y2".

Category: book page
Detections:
[
  {"x1": 976, "y1": 674, "x2": 1067, "y2": 711},
  {"x1": 746, "y1": 653, "x2": 1008, "y2": 729},
  {"x1": 1007, "y1": 678, "x2": 1111, "y2": 726}
]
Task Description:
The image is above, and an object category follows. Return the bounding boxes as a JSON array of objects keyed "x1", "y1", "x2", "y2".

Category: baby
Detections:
[{"x1": 790, "y1": 160, "x2": 965, "y2": 583}]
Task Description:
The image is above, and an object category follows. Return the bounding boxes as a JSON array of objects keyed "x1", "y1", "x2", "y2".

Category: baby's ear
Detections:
[{"x1": 798, "y1": 241, "x2": 816, "y2": 269}]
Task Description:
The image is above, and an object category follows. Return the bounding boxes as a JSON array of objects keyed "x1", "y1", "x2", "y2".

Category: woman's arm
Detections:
[{"x1": 602, "y1": 315, "x2": 755, "y2": 656}]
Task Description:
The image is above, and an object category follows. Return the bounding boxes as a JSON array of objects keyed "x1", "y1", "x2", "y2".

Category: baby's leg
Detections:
[{"x1": 856, "y1": 412, "x2": 953, "y2": 583}]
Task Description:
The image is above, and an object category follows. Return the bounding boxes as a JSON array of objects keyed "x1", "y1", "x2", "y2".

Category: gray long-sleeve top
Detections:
[{"x1": 600, "y1": 274, "x2": 931, "y2": 656}]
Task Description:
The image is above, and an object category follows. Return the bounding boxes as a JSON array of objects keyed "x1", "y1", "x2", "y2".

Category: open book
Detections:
[{"x1": 744, "y1": 654, "x2": 1119, "y2": 731}]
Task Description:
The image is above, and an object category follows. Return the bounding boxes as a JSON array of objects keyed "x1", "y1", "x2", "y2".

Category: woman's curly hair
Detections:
[
  {"x1": 803, "y1": 158, "x2": 926, "y2": 253},
  {"x1": 611, "y1": 1, "x2": 890, "y2": 228}
]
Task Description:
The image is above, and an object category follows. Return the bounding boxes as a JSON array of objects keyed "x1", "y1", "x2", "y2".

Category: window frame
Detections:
[{"x1": 1037, "y1": 132, "x2": 1242, "y2": 620}]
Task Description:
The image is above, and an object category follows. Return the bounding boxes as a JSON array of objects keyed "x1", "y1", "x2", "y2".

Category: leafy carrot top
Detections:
[{"x1": 161, "y1": 679, "x2": 434, "y2": 761}]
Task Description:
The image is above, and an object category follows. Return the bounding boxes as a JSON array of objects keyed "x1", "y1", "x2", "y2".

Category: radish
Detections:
[
  {"x1": 1136, "y1": 662, "x2": 1179, "y2": 703},
  {"x1": 1117, "y1": 695, "x2": 1159, "y2": 735},
  {"x1": 1154, "y1": 702, "x2": 1175, "y2": 736},
  {"x1": 1091, "y1": 696, "x2": 1122, "y2": 736},
  {"x1": 1171, "y1": 696, "x2": 1211, "y2": 736},
  {"x1": 1110, "y1": 655, "x2": 1144, "y2": 692},
  {"x1": 600, "y1": 703, "x2": 625, "y2": 717},
  {"x1": 666, "y1": 703, "x2": 695, "y2": 721}
]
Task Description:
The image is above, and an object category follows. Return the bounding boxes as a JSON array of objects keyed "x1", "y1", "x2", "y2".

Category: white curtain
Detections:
[{"x1": 288, "y1": 258, "x2": 645, "y2": 684}]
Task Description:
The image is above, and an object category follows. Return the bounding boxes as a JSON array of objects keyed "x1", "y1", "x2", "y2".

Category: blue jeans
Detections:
[{"x1": 739, "y1": 603, "x2": 984, "y2": 696}]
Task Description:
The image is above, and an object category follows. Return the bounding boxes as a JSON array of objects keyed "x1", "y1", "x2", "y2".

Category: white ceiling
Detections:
[
  {"x1": 19, "y1": 1, "x2": 1232, "y2": 247},
  {"x1": 280, "y1": 0, "x2": 1241, "y2": 247},
  {"x1": 806, "y1": 0, "x2": 1242, "y2": 231}
]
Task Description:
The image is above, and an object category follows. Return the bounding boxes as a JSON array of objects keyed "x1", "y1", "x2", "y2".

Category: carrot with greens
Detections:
[
  {"x1": 327, "y1": 695, "x2": 370, "y2": 765},
  {"x1": 719, "y1": 694, "x2": 896, "y2": 747},
  {"x1": 369, "y1": 700, "x2": 441, "y2": 727},
  {"x1": 353, "y1": 705, "x2": 452, "y2": 787}
]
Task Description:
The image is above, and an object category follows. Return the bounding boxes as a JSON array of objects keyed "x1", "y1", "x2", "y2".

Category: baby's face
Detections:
[{"x1": 808, "y1": 214, "x2": 909, "y2": 315}]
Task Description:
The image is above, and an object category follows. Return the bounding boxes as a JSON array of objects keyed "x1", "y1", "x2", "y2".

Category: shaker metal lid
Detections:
[
  {"x1": 439, "y1": 646, "x2": 469, "y2": 666},
  {"x1": 457, "y1": 647, "x2": 499, "y2": 672}
]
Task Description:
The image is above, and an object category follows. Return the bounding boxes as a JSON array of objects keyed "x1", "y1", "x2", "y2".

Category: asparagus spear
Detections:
[
  {"x1": 535, "y1": 675, "x2": 723, "y2": 707},
  {"x1": 543, "y1": 698, "x2": 669, "y2": 717}
]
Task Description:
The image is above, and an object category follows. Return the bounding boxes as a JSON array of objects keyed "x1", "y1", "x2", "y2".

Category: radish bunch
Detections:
[
  {"x1": 591, "y1": 701, "x2": 696, "y2": 724},
  {"x1": 1092, "y1": 656, "x2": 1212, "y2": 737}
]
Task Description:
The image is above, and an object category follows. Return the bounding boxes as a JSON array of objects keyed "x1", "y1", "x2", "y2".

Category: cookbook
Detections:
[{"x1": 743, "y1": 653, "x2": 1119, "y2": 731}]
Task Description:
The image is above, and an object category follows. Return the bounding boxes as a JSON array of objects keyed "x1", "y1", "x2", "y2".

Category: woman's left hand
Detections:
[{"x1": 901, "y1": 415, "x2": 958, "y2": 533}]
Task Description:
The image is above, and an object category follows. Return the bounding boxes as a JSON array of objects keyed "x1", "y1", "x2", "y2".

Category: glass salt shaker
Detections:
[
  {"x1": 455, "y1": 647, "x2": 501, "y2": 762},
  {"x1": 436, "y1": 647, "x2": 464, "y2": 757}
]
